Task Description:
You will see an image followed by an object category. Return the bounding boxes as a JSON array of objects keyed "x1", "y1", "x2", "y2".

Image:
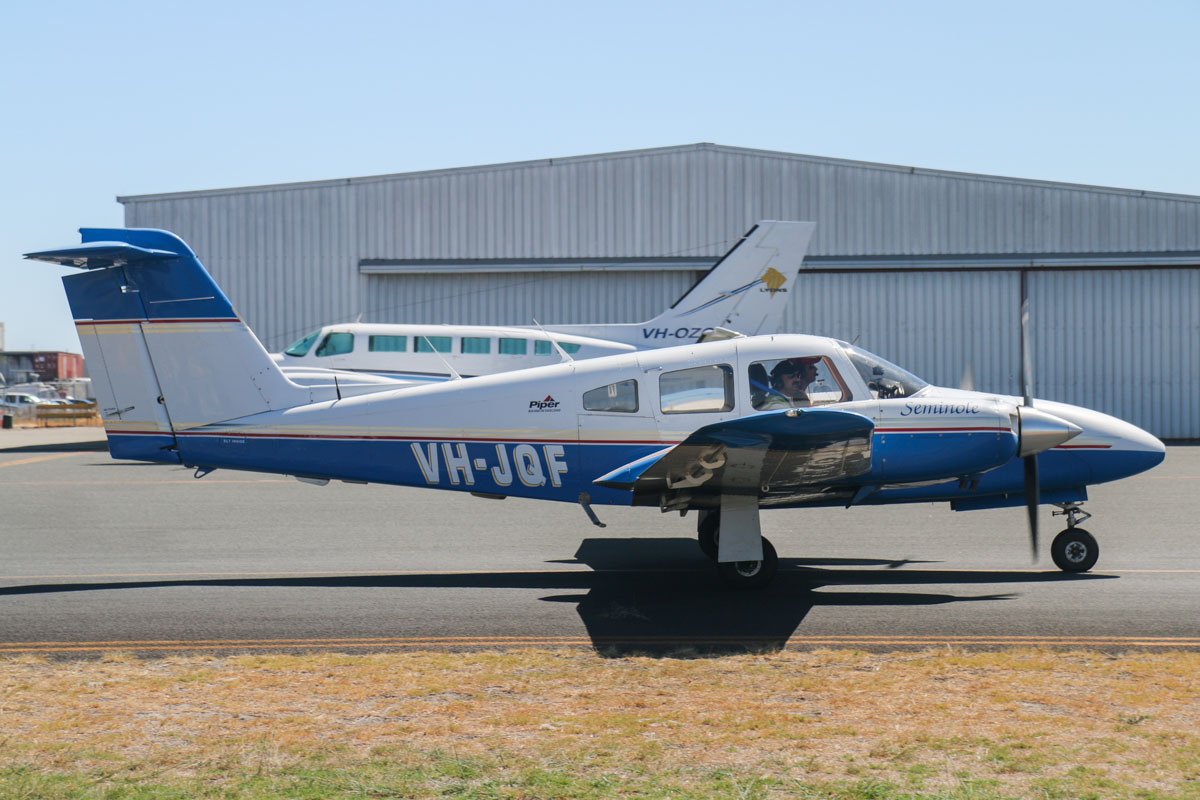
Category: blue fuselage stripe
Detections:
[{"x1": 101, "y1": 429, "x2": 1157, "y2": 509}]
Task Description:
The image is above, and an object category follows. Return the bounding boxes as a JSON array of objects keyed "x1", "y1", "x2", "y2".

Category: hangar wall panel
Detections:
[
  {"x1": 1030, "y1": 269, "x2": 1200, "y2": 439},
  {"x1": 784, "y1": 271, "x2": 1020, "y2": 400},
  {"x1": 786, "y1": 269, "x2": 1195, "y2": 437}
]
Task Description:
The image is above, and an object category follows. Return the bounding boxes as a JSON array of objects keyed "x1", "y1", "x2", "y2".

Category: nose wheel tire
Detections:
[
  {"x1": 1051, "y1": 527, "x2": 1099, "y2": 572},
  {"x1": 716, "y1": 537, "x2": 778, "y2": 590}
]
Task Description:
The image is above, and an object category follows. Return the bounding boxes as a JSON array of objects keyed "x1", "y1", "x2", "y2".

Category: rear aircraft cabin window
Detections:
[
  {"x1": 582, "y1": 379, "x2": 639, "y2": 413},
  {"x1": 415, "y1": 336, "x2": 452, "y2": 353},
  {"x1": 749, "y1": 356, "x2": 846, "y2": 411},
  {"x1": 499, "y1": 338, "x2": 527, "y2": 355},
  {"x1": 461, "y1": 337, "x2": 491, "y2": 354},
  {"x1": 315, "y1": 332, "x2": 354, "y2": 357},
  {"x1": 284, "y1": 330, "x2": 321, "y2": 356},
  {"x1": 534, "y1": 340, "x2": 582, "y2": 355},
  {"x1": 660, "y1": 364, "x2": 734, "y2": 414},
  {"x1": 369, "y1": 335, "x2": 407, "y2": 352}
]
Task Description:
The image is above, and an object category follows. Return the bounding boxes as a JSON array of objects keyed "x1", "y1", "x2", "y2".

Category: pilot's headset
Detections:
[
  {"x1": 771, "y1": 357, "x2": 820, "y2": 390},
  {"x1": 770, "y1": 358, "x2": 804, "y2": 390}
]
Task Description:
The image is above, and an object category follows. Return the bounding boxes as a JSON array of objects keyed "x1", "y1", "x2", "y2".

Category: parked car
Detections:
[{"x1": 1, "y1": 392, "x2": 48, "y2": 409}]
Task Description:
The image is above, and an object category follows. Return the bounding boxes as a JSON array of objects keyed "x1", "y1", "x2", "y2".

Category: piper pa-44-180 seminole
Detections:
[
  {"x1": 27, "y1": 228, "x2": 1166, "y2": 588},
  {"x1": 272, "y1": 220, "x2": 816, "y2": 384}
]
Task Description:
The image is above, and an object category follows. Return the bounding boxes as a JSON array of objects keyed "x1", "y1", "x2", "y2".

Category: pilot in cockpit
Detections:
[{"x1": 754, "y1": 357, "x2": 819, "y2": 410}]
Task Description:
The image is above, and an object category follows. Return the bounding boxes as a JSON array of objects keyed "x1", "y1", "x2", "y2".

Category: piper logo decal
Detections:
[
  {"x1": 528, "y1": 395, "x2": 561, "y2": 412},
  {"x1": 760, "y1": 267, "x2": 788, "y2": 295}
]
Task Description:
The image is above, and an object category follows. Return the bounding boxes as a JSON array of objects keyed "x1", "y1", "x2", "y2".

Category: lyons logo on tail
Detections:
[{"x1": 760, "y1": 267, "x2": 788, "y2": 295}]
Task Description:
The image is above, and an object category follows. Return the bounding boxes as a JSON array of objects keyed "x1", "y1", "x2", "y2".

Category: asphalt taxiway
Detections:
[{"x1": 1, "y1": 430, "x2": 1197, "y2": 656}]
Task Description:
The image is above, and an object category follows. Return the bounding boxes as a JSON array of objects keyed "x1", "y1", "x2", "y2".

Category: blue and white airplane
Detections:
[{"x1": 27, "y1": 228, "x2": 1166, "y2": 588}]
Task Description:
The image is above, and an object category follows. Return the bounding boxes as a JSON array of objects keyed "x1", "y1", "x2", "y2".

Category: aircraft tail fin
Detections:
[
  {"x1": 654, "y1": 220, "x2": 815, "y2": 337},
  {"x1": 25, "y1": 228, "x2": 308, "y2": 462},
  {"x1": 546, "y1": 220, "x2": 815, "y2": 347}
]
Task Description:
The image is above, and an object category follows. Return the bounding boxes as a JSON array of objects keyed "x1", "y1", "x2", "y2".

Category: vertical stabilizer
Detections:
[
  {"x1": 25, "y1": 229, "x2": 309, "y2": 462},
  {"x1": 548, "y1": 220, "x2": 815, "y2": 348}
]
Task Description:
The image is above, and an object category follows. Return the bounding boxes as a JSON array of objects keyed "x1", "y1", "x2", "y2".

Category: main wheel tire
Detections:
[
  {"x1": 717, "y1": 537, "x2": 778, "y2": 590},
  {"x1": 697, "y1": 512, "x2": 719, "y2": 561},
  {"x1": 1051, "y1": 527, "x2": 1099, "y2": 572}
]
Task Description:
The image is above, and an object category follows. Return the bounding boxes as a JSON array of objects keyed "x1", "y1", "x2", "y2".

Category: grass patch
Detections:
[{"x1": 1, "y1": 649, "x2": 1199, "y2": 798}]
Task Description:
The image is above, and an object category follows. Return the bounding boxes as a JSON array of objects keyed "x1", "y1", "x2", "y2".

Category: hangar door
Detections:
[{"x1": 781, "y1": 269, "x2": 1198, "y2": 439}]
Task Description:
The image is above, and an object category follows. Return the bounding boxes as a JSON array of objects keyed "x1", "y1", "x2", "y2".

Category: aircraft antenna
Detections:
[
  {"x1": 421, "y1": 335, "x2": 463, "y2": 380},
  {"x1": 531, "y1": 318, "x2": 574, "y2": 362}
]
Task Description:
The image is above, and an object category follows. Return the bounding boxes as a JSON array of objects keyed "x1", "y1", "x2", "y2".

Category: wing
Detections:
[{"x1": 594, "y1": 407, "x2": 874, "y2": 505}]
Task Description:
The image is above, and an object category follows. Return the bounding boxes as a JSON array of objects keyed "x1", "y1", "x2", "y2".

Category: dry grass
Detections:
[{"x1": 1, "y1": 648, "x2": 1199, "y2": 798}]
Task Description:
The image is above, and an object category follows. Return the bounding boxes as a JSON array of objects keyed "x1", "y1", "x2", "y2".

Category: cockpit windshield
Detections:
[
  {"x1": 284, "y1": 330, "x2": 322, "y2": 357},
  {"x1": 839, "y1": 342, "x2": 929, "y2": 400}
]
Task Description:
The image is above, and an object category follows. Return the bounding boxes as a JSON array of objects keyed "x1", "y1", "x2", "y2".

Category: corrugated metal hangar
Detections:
[{"x1": 119, "y1": 143, "x2": 1200, "y2": 438}]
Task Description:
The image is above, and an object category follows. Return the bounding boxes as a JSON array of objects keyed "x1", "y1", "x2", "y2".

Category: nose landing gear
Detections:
[{"x1": 1050, "y1": 503, "x2": 1098, "y2": 572}]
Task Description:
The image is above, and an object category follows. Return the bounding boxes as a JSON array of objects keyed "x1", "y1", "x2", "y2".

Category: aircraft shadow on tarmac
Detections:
[{"x1": 2, "y1": 538, "x2": 1115, "y2": 657}]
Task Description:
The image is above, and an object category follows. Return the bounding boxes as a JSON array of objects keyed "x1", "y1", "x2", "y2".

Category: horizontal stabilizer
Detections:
[
  {"x1": 25, "y1": 241, "x2": 179, "y2": 269},
  {"x1": 594, "y1": 407, "x2": 874, "y2": 498}
]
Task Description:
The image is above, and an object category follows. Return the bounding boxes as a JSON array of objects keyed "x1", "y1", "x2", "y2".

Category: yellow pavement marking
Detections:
[
  {"x1": 3, "y1": 635, "x2": 1200, "y2": 654},
  {"x1": 0, "y1": 452, "x2": 86, "y2": 468},
  {"x1": 3, "y1": 567, "x2": 1200, "y2": 582}
]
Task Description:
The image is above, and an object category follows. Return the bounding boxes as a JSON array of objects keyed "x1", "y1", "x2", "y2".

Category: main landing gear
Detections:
[
  {"x1": 697, "y1": 510, "x2": 779, "y2": 590},
  {"x1": 1050, "y1": 503, "x2": 1098, "y2": 572}
]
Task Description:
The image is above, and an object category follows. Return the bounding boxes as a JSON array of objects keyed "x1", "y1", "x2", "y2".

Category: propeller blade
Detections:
[
  {"x1": 1024, "y1": 454, "x2": 1039, "y2": 562},
  {"x1": 959, "y1": 361, "x2": 975, "y2": 392},
  {"x1": 1019, "y1": 271, "x2": 1033, "y2": 407}
]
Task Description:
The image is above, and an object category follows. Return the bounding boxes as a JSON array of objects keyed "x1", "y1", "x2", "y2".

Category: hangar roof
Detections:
[{"x1": 119, "y1": 143, "x2": 1200, "y2": 262}]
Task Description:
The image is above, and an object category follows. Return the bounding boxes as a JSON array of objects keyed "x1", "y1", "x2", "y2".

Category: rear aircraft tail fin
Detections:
[
  {"x1": 25, "y1": 228, "x2": 309, "y2": 462},
  {"x1": 548, "y1": 221, "x2": 815, "y2": 348}
]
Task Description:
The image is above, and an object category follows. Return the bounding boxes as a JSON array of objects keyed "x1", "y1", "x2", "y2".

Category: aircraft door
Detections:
[{"x1": 576, "y1": 372, "x2": 655, "y2": 497}]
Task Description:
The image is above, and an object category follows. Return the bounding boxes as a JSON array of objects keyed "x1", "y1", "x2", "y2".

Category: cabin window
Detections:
[
  {"x1": 660, "y1": 364, "x2": 734, "y2": 414},
  {"x1": 583, "y1": 379, "x2": 639, "y2": 413},
  {"x1": 315, "y1": 332, "x2": 354, "y2": 357},
  {"x1": 499, "y1": 338, "x2": 527, "y2": 355},
  {"x1": 749, "y1": 356, "x2": 847, "y2": 410},
  {"x1": 461, "y1": 337, "x2": 491, "y2": 354},
  {"x1": 534, "y1": 340, "x2": 582, "y2": 355},
  {"x1": 369, "y1": 335, "x2": 407, "y2": 352},
  {"x1": 284, "y1": 330, "x2": 321, "y2": 356},
  {"x1": 415, "y1": 336, "x2": 452, "y2": 353}
]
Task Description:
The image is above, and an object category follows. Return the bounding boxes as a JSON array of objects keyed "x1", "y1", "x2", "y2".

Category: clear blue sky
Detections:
[{"x1": 3, "y1": 0, "x2": 1198, "y2": 354}]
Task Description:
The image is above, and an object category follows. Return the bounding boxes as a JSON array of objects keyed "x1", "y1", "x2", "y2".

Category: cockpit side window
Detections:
[
  {"x1": 840, "y1": 343, "x2": 929, "y2": 399},
  {"x1": 749, "y1": 356, "x2": 847, "y2": 410},
  {"x1": 315, "y1": 332, "x2": 354, "y2": 357},
  {"x1": 660, "y1": 364, "x2": 734, "y2": 414},
  {"x1": 284, "y1": 330, "x2": 322, "y2": 357}
]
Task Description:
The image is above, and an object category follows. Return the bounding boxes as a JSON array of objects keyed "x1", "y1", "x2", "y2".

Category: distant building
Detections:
[
  {"x1": 0, "y1": 350, "x2": 84, "y2": 385},
  {"x1": 118, "y1": 144, "x2": 1200, "y2": 437}
]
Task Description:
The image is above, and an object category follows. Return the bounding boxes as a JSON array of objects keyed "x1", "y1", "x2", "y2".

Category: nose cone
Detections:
[
  {"x1": 1016, "y1": 406, "x2": 1083, "y2": 457},
  {"x1": 1036, "y1": 400, "x2": 1166, "y2": 483}
]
